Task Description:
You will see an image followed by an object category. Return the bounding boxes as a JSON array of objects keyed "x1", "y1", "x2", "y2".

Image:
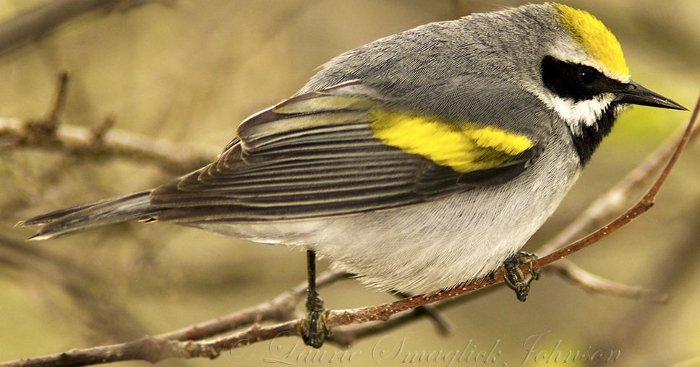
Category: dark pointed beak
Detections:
[{"x1": 614, "y1": 81, "x2": 687, "y2": 110}]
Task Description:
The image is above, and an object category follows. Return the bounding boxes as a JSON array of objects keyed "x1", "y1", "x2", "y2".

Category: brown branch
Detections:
[
  {"x1": 0, "y1": 321, "x2": 296, "y2": 366},
  {"x1": 537, "y1": 108, "x2": 700, "y2": 255},
  {"x1": 156, "y1": 269, "x2": 347, "y2": 342},
  {"x1": 392, "y1": 291, "x2": 454, "y2": 335},
  {"x1": 587, "y1": 201, "x2": 700, "y2": 365},
  {"x1": 0, "y1": 0, "x2": 170, "y2": 56},
  {"x1": 553, "y1": 260, "x2": 668, "y2": 303},
  {"x1": 2, "y1": 99, "x2": 696, "y2": 367},
  {"x1": 0, "y1": 269, "x2": 445, "y2": 366},
  {"x1": 534, "y1": 97, "x2": 698, "y2": 267},
  {"x1": 1, "y1": 72, "x2": 214, "y2": 174},
  {"x1": 329, "y1": 304, "x2": 455, "y2": 347},
  {"x1": 44, "y1": 70, "x2": 70, "y2": 128},
  {"x1": 1, "y1": 116, "x2": 214, "y2": 174},
  {"x1": 0, "y1": 270, "x2": 346, "y2": 367},
  {"x1": 534, "y1": 102, "x2": 700, "y2": 300}
]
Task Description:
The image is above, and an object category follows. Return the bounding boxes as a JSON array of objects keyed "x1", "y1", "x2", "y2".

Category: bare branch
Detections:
[
  {"x1": 90, "y1": 114, "x2": 116, "y2": 143},
  {"x1": 537, "y1": 109, "x2": 700, "y2": 255},
  {"x1": 532, "y1": 100, "x2": 700, "y2": 299},
  {"x1": 329, "y1": 306, "x2": 454, "y2": 348},
  {"x1": 44, "y1": 70, "x2": 70, "y2": 129},
  {"x1": 535, "y1": 97, "x2": 698, "y2": 267},
  {"x1": 392, "y1": 291, "x2": 454, "y2": 335},
  {"x1": 0, "y1": 270, "x2": 346, "y2": 367},
  {"x1": 0, "y1": 336, "x2": 218, "y2": 367},
  {"x1": 0, "y1": 0, "x2": 171, "y2": 56},
  {"x1": 156, "y1": 270, "x2": 347, "y2": 342},
  {"x1": 552, "y1": 260, "x2": 668, "y2": 303},
  {"x1": 0, "y1": 116, "x2": 214, "y2": 174},
  {"x1": 1, "y1": 73, "x2": 214, "y2": 174}
]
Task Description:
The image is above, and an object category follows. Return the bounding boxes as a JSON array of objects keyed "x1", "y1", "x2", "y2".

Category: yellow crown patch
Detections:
[{"x1": 553, "y1": 3, "x2": 629, "y2": 78}]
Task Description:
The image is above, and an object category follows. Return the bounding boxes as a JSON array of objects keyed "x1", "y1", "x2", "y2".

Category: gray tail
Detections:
[{"x1": 19, "y1": 191, "x2": 159, "y2": 240}]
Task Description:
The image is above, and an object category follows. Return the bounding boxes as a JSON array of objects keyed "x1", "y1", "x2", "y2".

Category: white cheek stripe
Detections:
[
  {"x1": 527, "y1": 85, "x2": 615, "y2": 136},
  {"x1": 550, "y1": 93, "x2": 615, "y2": 133}
]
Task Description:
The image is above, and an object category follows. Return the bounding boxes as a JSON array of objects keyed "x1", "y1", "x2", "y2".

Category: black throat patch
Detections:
[
  {"x1": 540, "y1": 56, "x2": 628, "y2": 165},
  {"x1": 569, "y1": 102, "x2": 620, "y2": 165}
]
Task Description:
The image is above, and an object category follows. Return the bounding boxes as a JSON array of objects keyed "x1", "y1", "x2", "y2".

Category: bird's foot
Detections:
[
  {"x1": 300, "y1": 290, "x2": 327, "y2": 348},
  {"x1": 300, "y1": 249, "x2": 328, "y2": 348},
  {"x1": 503, "y1": 251, "x2": 540, "y2": 302}
]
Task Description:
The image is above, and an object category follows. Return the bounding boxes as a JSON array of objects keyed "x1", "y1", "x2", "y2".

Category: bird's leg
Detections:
[
  {"x1": 503, "y1": 251, "x2": 540, "y2": 302},
  {"x1": 300, "y1": 249, "x2": 327, "y2": 348}
]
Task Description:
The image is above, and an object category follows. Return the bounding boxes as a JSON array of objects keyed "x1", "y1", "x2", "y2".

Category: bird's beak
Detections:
[{"x1": 614, "y1": 81, "x2": 687, "y2": 110}]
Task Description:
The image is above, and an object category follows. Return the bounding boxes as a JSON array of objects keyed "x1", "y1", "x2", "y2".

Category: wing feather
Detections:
[{"x1": 151, "y1": 81, "x2": 539, "y2": 222}]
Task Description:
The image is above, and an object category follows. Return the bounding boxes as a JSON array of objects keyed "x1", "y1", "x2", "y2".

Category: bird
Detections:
[{"x1": 20, "y1": 2, "x2": 685, "y2": 347}]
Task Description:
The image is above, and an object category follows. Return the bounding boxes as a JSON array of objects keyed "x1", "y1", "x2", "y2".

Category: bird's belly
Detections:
[{"x1": 195, "y1": 165, "x2": 578, "y2": 294}]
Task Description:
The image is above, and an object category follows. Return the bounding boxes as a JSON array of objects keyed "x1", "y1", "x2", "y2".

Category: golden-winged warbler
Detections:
[{"x1": 21, "y1": 2, "x2": 685, "y2": 347}]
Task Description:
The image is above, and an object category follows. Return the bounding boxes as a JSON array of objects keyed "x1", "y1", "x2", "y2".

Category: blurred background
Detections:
[{"x1": 0, "y1": 0, "x2": 698, "y2": 366}]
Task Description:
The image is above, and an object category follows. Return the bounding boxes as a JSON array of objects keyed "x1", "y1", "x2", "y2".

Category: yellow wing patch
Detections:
[
  {"x1": 553, "y1": 3, "x2": 629, "y2": 79},
  {"x1": 369, "y1": 109, "x2": 533, "y2": 173}
]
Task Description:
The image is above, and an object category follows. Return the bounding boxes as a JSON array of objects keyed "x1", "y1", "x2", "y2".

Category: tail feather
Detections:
[{"x1": 20, "y1": 191, "x2": 159, "y2": 240}]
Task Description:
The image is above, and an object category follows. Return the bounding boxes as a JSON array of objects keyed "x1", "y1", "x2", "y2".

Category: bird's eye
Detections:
[
  {"x1": 577, "y1": 66, "x2": 599, "y2": 86},
  {"x1": 542, "y1": 56, "x2": 610, "y2": 102}
]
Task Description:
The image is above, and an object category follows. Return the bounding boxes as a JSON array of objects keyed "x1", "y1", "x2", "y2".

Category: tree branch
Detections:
[
  {"x1": 534, "y1": 97, "x2": 698, "y2": 267},
  {"x1": 0, "y1": 0, "x2": 172, "y2": 56},
  {"x1": 537, "y1": 108, "x2": 700, "y2": 255},
  {"x1": 553, "y1": 260, "x2": 668, "y2": 302},
  {"x1": 0, "y1": 270, "x2": 347, "y2": 367},
  {"x1": 0, "y1": 116, "x2": 213, "y2": 173},
  {"x1": 531, "y1": 101, "x2": 700, "y2": 301},
  {"x1": 156, "y1": 270, "x2": 348, "y2": 342},
  {"x1": 0, "y1": 72, "x2": 216, "y2": 174}
]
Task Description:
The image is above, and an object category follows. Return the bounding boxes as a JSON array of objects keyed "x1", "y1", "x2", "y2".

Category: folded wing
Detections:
[{"x1": 151, "y1": 81, "x2": 541, "y2": 223}]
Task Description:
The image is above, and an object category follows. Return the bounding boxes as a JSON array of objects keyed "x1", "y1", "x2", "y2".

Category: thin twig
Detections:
[
  {"x1": 553, "y1": 260, "x2": 668, "y2": 303},
  {"x1": 329, "y1": 306, "x2": 453, "y2": 347},
  {"x1": 535, "y1": 104, "x2": 700, "y2": 300},
  {"x1": 90, "y1": 114, "x2": 116, "y2": 143},
  {"x1": 0, "y1": 0, "x2": 168, "y2": 56},
  {"x1": 0, "y1": 116, "x2": 213, "y2": 174},
  {"x1": 535, "y1": 97, "x2": 698, "y2": 267},
  {"x1": 43, "y1": 71, "x2": 70, "y2": 129},
  {"x1": 1, "y1": 72, "x2": 214, "y2": 173},
  {"x1": 393, "y1": 291, "x2": 453, "y2": 335},
  {"x1": 537, "y1": 111, "x2": 700, "y2": 255},
  {"x1": 156, "y1": 270, "x2": 347, "y2": 342},
  {"x1": 0, "y1": 271, "x2": 347, "y2": 367}
]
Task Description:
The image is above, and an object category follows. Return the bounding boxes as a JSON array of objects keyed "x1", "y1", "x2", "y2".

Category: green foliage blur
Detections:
[{"x1": 0, "y1": 1, "x2": 698, "y2": 366}]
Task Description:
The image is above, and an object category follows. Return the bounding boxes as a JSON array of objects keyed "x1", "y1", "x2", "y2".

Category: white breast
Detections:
[{"x1": 195, "y1": 135, "x2": 580, "y2": 294}]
